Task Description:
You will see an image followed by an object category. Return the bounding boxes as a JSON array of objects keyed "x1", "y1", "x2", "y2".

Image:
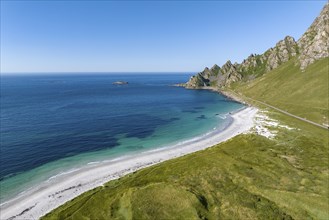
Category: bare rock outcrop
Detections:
[
  {"x1": 184, "y1": 3, "x2": 328, "y2": 88},
  {"x1": 264, "y1": 36, "x2": 299, "y2": 71},
  {"x1": 297, "y1": 3, "x2": 329, "y2": 70},
  {"x1": 185, "y1": 61, "x2": 242, "y2": 89}
]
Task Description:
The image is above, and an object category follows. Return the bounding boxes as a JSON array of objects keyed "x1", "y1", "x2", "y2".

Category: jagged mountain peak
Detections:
[
  {"x1": 297, "y1": 2, "x2": 329, "y2": 70},
  {"x1": 264, "y1": 35, "x2": 298, "y2": 71},
  {"x1": 223, "y1": 60, "x2": 232, "y2": 65},
  {"x1": 184, "y1": 3, "x2": 328, "y2": 88},
  {"x1": 210, "y1": 64, "x2": 220, "y2": 71},
  {"x1": 283, "y1": 35, "x2": 296, "y2": 43}
]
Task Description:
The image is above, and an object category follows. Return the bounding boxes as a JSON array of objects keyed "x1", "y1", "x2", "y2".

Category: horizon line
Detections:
[{"x1": 0, "y1": 71, "x2": 197, "y2": 75}]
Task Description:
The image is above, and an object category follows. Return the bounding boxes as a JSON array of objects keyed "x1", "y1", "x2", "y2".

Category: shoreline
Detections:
[
  {"x1": 174, "y1": 84, "x2": 248, "y2": 105},
  {"x1": 0, "y1": 107, "x2": 258, "y2": 220}
]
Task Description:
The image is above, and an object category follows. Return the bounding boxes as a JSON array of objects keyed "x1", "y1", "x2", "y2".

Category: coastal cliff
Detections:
[
  {"x1": 297, "y1": 3, "x2": 329, "y2": 70},
  {"x1": 185, "y1": 61, "x2": 242, "y2": 89},
  {"x1": 184, "y1": 3, "x2": 329, "y2": 89}
]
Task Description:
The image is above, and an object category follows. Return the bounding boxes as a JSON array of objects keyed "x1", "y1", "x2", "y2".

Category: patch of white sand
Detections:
[{"x1": 252, "y1": 111, "x2": 295, "y2": 138}]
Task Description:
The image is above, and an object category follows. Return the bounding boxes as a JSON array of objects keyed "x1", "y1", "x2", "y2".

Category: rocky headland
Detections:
[{"x1": 183, "y1": 3, "x2": 328, "y2": 89}]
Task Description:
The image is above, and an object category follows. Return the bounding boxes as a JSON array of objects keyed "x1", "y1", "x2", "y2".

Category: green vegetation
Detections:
[
  {"x1": 43, "y1": 108, "x2": 329, "y2": 220},
  {"x1": 306, "y1": 30, "x2": 317, "y2": 42},
  {"x1": 212, "y1": 67, "x2": 220, "y2": 77},
  {"x1": 239, "y1": 54, "x2": 268, "y2": 77},
  {"x1": 235, "y1": 58, "x2": 329, "y2": 125},
  {"x1": 210, "y1": 80, "x2": 217, "y2": 87},
  {"x1": 43, "y1": 58, "x2": 328, "y2": 220}
]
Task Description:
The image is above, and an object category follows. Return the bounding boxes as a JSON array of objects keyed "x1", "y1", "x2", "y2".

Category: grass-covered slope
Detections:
[
  {"x1": 43, "y1": 109, "x2": 329, "y2": 220},
  {"x1": 233, "y1": 58, "x2": 329, "y2": 125},
  {"x1": 43, "y1": 57, "x2": 329, "y2": 220}
]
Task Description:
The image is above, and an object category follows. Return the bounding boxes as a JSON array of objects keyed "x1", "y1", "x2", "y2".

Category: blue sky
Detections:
[{"x1": 0, "y1": 1, "x2": 326, "y2": 73}]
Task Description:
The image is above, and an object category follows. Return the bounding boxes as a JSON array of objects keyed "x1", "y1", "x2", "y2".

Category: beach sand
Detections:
[{"x1": 0, "y1": 107, "x2": 258, "y2": 220}]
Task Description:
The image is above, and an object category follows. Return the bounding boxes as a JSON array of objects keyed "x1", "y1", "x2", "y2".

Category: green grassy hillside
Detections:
[
  {"x1": 43, "y1": 108, "x2": 329, "y2": 220},
  {"x1": 233, "y1": 58, "x2": 329, "y2": 125},
  {"x1": 42, "y1": 57, "x2": 329, "y2": 220}
]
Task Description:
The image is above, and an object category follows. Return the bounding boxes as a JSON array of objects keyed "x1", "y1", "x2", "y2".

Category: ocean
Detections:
[{"x1": 0, "y1": 73, "x2": 243, "y2": 203}]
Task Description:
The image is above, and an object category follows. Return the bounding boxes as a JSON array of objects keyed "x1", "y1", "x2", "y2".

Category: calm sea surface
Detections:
[{"x1": 0, "y1": 73, "x2": 243, "y2": 202}]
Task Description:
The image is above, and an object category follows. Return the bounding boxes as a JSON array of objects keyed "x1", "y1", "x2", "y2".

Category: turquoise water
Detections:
[{"x1": 0, "y1": 74, "x2": 243, "y2": 203}]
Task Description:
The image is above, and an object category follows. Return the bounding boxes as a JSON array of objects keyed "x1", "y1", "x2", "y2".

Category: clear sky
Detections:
[{"x1": 0, "y1": 0, "x2": 326, "y2": 73}]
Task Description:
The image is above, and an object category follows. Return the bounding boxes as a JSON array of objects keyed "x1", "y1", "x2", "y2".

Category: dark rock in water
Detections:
[
  {"x1": 194, "y1": 106, "x2": 205, "y2": 110},
  {"x1": 113, "y1": 81, "x2": 128, "y2": 85},
  {"x1": 182, "y1": 110, "x2": 200, "y2": 113},
  {"x1": 197, "y1": 115, "x2": 206, "y2": 120}
]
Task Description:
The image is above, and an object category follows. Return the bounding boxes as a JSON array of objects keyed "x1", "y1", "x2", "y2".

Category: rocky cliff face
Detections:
[
  {"x1": 297, "y1": 3, "x2": 329, "y2": 70},
  {"x1": 185, "y1": 35, "x2": 299, "y2": 89},
  {"x1": 264, "y1": 36, "x2": 299, "y2": 71},
  {"x1": 237, "y1": 36, "x2": 298, "y2": 77},
  {"x1": 185, "y1": 61, "x2": 242, "y2": 89},
  {"x1": 184, "y1": 3, "x2": 328, "y2": 88}
]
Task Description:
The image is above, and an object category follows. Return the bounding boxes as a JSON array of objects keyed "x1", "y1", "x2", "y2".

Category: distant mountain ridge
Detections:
[{"x1": 184, "y1": 3, "x2": 329, "y2": 89}]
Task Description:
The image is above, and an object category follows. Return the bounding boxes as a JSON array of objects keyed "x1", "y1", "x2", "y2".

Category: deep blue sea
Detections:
[{"x1": 0, "y1": 73, "x2": 243, "y2": 203}]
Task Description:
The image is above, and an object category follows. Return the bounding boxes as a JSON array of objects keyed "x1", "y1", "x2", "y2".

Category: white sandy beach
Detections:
[{"x1": 0, "y1": 107, "x2": 258, "y2": 220}]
